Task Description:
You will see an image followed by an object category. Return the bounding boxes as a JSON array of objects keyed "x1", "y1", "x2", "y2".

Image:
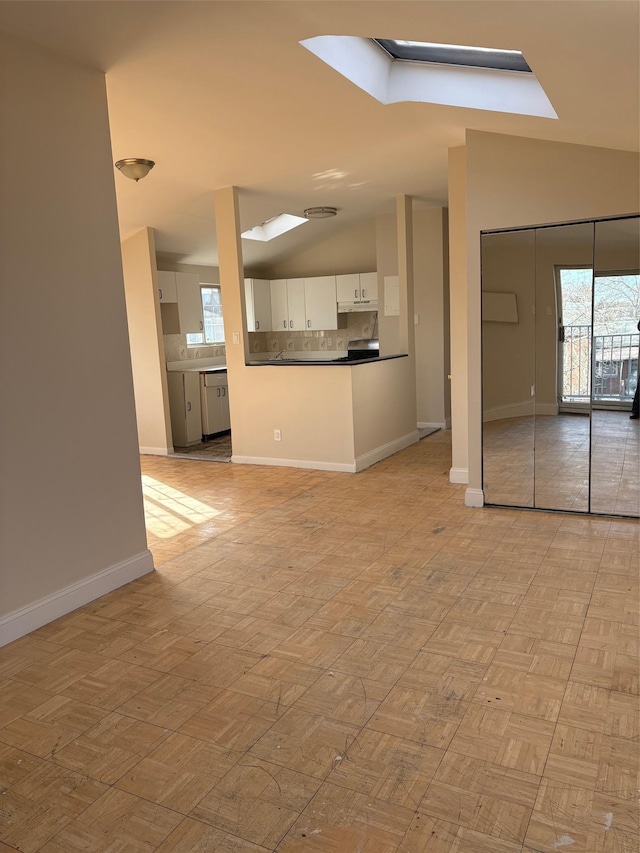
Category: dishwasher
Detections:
[{"x1": 200, "y1": 370, "x2": 231, "y2": 438}]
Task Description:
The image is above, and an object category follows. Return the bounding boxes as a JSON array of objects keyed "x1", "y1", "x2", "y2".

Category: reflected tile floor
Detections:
[
  {"x1": 484, "y1": 411, "x2": 639, "y2": 516},
  {"x1": 0, "y1": 431, "x2": 638, "y2": 852}
]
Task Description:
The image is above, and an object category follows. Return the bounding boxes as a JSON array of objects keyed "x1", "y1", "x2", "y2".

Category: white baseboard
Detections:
[
  {"x1": 139, "y1": 446, "x2": 171, "y2": 456},
  {"x1": 417, "y1": 421, "x2": 446, "y2": 430},
  {"x1": 465, "y1": 488, "x2": 485, "y2": 507},
  {"x1": 449, "y1": 467, "x2": 469, "y2": 484},
  {"x1": 355, "y1": 430, "x2": 420, "y2": 472},
  {"x1": 231, "y1": 455, "x2": 356, "y2": 473},
  {"x1": 0, "y1": 551, "x2": 155, "y2": 648},
  {"x1": 232, "y1": 431, "x2": 421, "y2": 474}
]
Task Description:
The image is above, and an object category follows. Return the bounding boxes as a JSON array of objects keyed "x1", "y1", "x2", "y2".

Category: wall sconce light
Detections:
[{"x1": 115, "y1": 158, "x2": 155, "y2": 182}]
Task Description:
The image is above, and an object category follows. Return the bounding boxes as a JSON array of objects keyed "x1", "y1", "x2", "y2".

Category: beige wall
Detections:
[
  {"x1": 122, "y1": 228, "x2": 173, "y2": 454},
  {"x1": 264, "y1": 219, "x2": 376, "y2": 279},
  {"x1": 414, "y1": 207, "x2": 450, "y2": 427},
  {"x1": 352, "y1": 357, "x2": 417, "y2": 463},
  {"x1": 0, "y1": 34, "x2": 150, "y2": 639},
  {"x1": 375, "y1": 212, "x2": 400, "y2": 355},
  {"x1": 450, "y1": 131, "x2": 640, "y2": 502}
]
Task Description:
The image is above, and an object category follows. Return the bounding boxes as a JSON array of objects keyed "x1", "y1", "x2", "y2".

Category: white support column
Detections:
[
  {"x1": 213, "y1": 187, "x2": 248, "y2": 436},
  {"x1": 448, "y1": 146, "x2": 470, "y2": 487}
]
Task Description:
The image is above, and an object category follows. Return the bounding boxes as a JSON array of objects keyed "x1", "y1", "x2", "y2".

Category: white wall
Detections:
[
  {"x1": 122, "y1": 228, "x2": 173, "y2": 454},
  {"x1": 449, "y1": 131, "x2": 640, "y2": 504},
  {"x1": 0, "y1": 34, "x2": 152, "y2": 644}
]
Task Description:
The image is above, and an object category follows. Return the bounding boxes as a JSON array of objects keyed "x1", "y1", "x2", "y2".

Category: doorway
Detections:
[{"x1": 557, "y1": 267, "x2": 640, "y2": 412}]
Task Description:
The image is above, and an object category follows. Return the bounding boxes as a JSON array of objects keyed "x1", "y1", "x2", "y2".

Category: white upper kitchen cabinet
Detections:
[
  {"x1": 336, "y1": 273, "x2": 360, "y2": 303},
  {"x1": 157, "y1": 270, "x2": 177, "y2": 303},
  {"x1": 270, "y1": 278, "x2": 306, "y2": 331},
  {"x1": 287, "y1": 279, "x2": 306, "y2": 330},
  {"x1": 245, "y1": 278, "x2": 272, "y2": 332},
  {"x1": 159, "y1": 271, "x2": 204, "y2": 335},
  {"x1": 304, "y1": 276, "x2": 337, "y2": 330},
  {"x1": 336, "y1": 272, "x2": 377, "y2": 303},
  {"x1": 359, "y1": 272, "x2": 378, "y2": 302},
  {"x1": 176, "y1": 272, "x2": 204, "y2": 334},
  {"x1": 270, "y1": 279, "x2": 289, "y2": 331}
]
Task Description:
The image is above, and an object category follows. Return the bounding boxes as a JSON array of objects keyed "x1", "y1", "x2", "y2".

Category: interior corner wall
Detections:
[
  {"x1": 461, "y1": 131, "x2": 640, "y2": 497},
  {"x1": 375, "y1": 212, "x2": 400, "y2": 355},
  {"x1": 0, "y1": 33, "x2": 151, "y2": 643},
  {"x1": 413, "y1": 207, "x2": 449, "y2": 427},
  {"x1": 122, "y1": 228, "x2": 173, "y2": 454}
]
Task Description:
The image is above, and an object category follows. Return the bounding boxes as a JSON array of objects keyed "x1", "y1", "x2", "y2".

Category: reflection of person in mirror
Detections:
[{"x1": 631, "y1": 319, "x2": 640, "y2": 420}]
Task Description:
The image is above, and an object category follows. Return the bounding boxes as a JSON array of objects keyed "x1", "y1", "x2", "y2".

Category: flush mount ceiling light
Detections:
[
  {"x1": 114, "y1": 158, "x2": 155, "y2": 182},
  {"x1": 241, "y1": 213, "x2": 308, "y2": 242},
  {"x1": 304, "y1": 207, "x2": 338, "y2": 219}
]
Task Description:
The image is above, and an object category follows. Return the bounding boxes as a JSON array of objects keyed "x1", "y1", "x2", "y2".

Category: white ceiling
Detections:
[{"x1": 1, "y1": 1, "x2": 638, "y2": 267}]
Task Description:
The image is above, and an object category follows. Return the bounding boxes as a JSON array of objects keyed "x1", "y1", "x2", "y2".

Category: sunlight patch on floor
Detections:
[{"x1": 142, "y1": 475, "x2": 221, "y2": 538}]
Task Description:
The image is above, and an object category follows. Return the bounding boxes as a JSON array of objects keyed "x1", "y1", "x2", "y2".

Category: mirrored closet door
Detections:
[{"x1": 482, "y1": 214, "x2": 639, "y2": 518}]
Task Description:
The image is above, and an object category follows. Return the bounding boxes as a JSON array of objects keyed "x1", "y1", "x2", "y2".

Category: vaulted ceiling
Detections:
[{"x1": 1, "y1": 1, "x2": 638, "y2": 266}]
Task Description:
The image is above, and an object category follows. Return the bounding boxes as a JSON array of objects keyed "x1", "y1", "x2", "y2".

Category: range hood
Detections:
[{"x1": 337, "y1": 299, "x2": 378, "y2": 313}]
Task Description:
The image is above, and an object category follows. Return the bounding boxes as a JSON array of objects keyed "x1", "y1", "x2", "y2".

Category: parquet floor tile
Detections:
[{"x1": 0, "y1": 430, "x2": 637, "y2": 851}]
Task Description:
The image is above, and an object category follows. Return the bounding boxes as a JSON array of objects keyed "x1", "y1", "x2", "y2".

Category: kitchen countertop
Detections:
[
  {"x1": 246, "y1": 354, "x2": 408, "y2": 366},
  {"x1": 166, "y1": 359, "x2": 227, "y2": 373}
]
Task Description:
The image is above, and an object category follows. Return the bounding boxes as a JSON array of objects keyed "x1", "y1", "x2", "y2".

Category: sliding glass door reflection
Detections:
[{"x1": 590, "y1": 217, "x2": 640, "y2": 517}]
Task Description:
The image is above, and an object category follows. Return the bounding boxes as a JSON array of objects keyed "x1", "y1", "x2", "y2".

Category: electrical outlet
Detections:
[
  {"x1": 195, "y1": 350, "x2": 200, "y2": 358},
  {"x1": 362, "y1": 326, "x2": 370, "y2": 336},
  {"x1": 179, "y1": 346, "x2": 186, "y2": 359},
  {"x1": 304, "y1": 340, "x2": 311, "y2": 349},
  {"x1": 287, "y1": 340, "x2": 294, "y2": 350},
  {"x1": 270, "y1": 340, "x2": 278, "y2": 350},
  {"x1": 320, "y1": 339, "x2": 327, "y2": 349},
  {"x1": 327, "y1": 338, "x2": 333, "y2": 347},
  {"x1": 273, "y1": 429, "x2": 282, "y2": 441}
]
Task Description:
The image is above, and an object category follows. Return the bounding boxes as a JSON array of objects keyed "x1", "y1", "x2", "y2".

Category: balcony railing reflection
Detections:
[{"x1": 562, "y1": 326, "x2": 639, "y2": 402}]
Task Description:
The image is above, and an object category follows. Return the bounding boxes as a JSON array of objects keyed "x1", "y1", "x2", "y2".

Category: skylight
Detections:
[
  {"x1": 373, "y1": 39, "x2": 532, "y2": 73},
  {"x1": 300, "y1": 36, "x2": 556, "y2": 119},
  {"x1": 241, "y1": 213, "x2": 308, "y2": 242}
]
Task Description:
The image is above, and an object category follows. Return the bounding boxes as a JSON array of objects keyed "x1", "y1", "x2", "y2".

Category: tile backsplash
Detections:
[
  {"x1": 163, "y1": 334, "x2": 226, "y2": 362},
  {"x1": 248, "y1": 312, "x2": 378, "y2": 354},
  {"x1": 164, "y1": 313, "x2": 376, "y2": 360}
]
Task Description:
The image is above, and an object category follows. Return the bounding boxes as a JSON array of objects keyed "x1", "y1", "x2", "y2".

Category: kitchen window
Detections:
[{"x1": 186, "y1": 284, "x2": 225, "y2": 346}]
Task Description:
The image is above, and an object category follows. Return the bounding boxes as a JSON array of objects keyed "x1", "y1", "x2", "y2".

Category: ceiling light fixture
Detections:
[
  {"x1": 115, "y1": 158, "x2": 155, "y2": 182},
  {"x1": 304, "y1": 206, "x2": 338, "y2": 219}
]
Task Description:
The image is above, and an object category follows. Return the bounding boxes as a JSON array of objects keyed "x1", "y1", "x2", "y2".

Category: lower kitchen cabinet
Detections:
[
  {"x1": 167, "y1": 372, "x2": 202, "y2": 447},
  {"x1": 201, "y1": 372, "x2": 230, "y2": 437}
]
